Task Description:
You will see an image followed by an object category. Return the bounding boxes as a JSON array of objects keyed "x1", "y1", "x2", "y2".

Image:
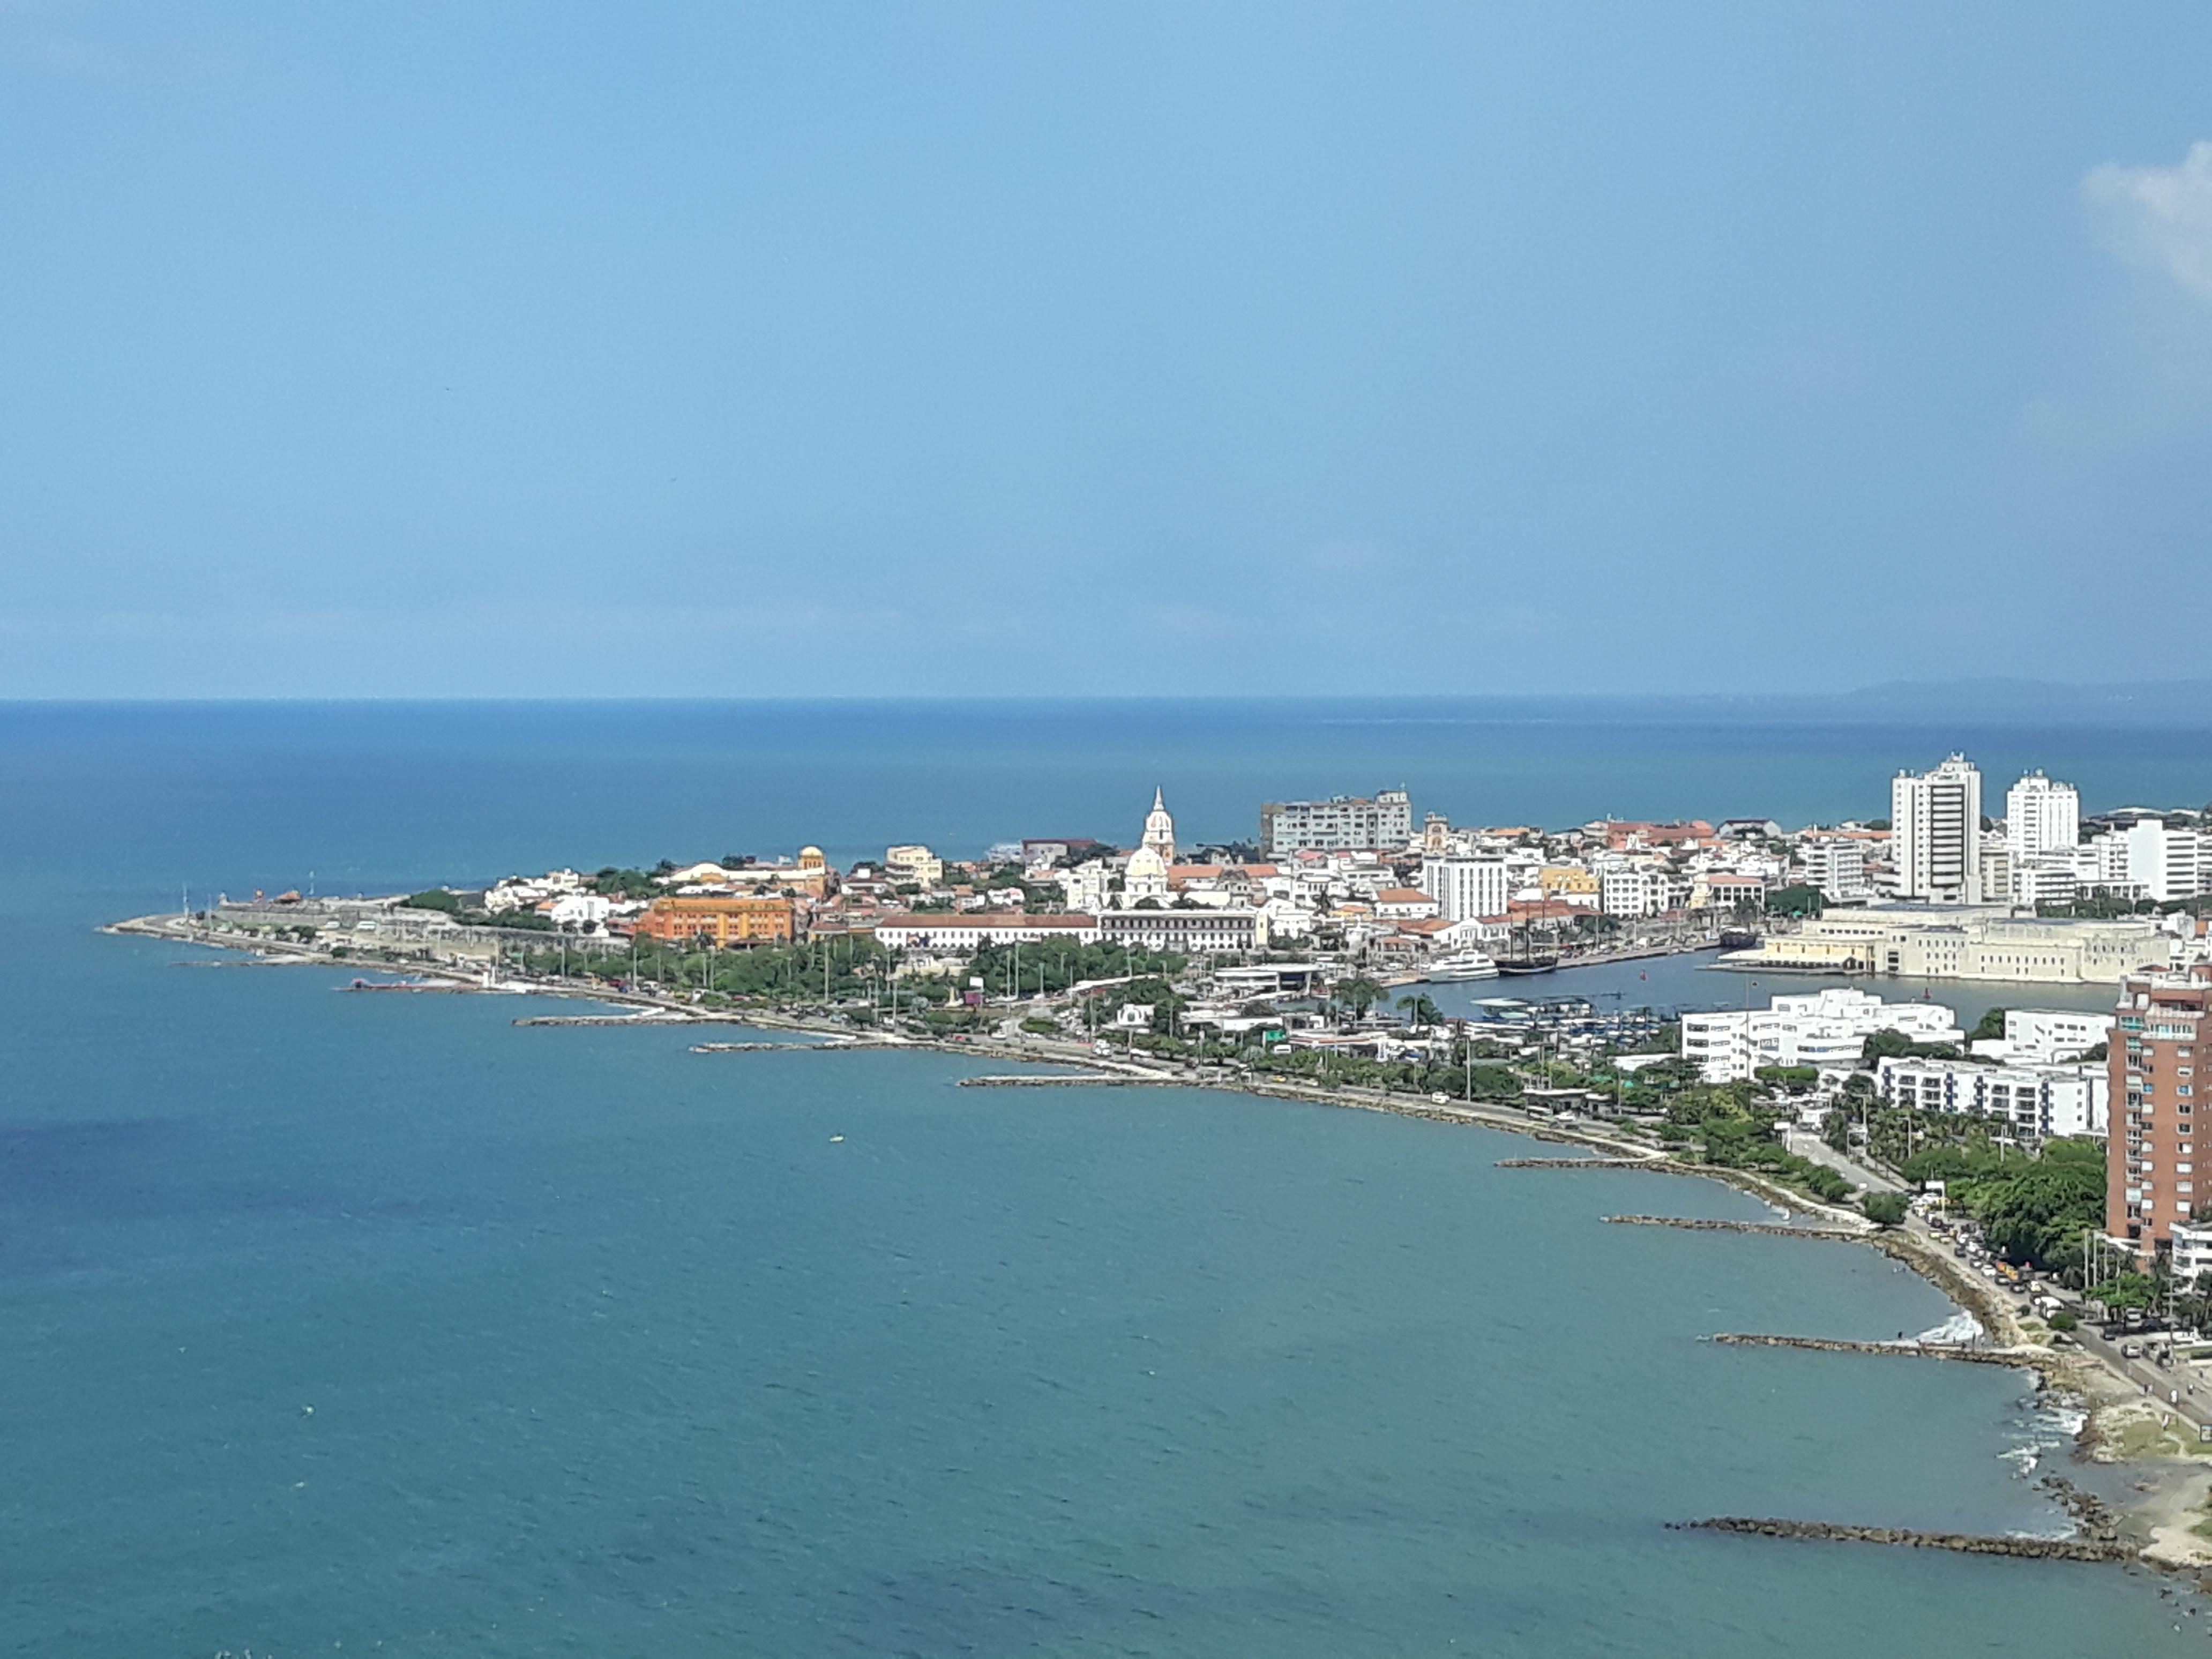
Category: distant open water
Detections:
[{"x1": 1, "y1": 699, "x2": 2207, "y2": 1655}]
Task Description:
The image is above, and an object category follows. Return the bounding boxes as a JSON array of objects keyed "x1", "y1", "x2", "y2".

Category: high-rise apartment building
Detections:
[
  {"x1": 1259, "y1": 789, "x2": 1414, "y2": 855},
  {"x1": 2005, "y1": 771, "x2": 2080, "y2": 862},
  {"x1": 1891, "y1": 755, "x2": 1983, "y2": 903},
  {"x1": 2110, "y1": 967, "x2": 2212, "y2": 1253}
]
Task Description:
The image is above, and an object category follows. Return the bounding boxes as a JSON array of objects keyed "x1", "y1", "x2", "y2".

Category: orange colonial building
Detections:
[{"x1": 637, "y1": 895, "x2": 797, "y2": 947}]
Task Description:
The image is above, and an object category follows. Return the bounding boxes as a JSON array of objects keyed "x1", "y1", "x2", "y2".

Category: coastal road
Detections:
[
  {"x1": 1782, "y1": 1129, "x2": 1905, "y2": 1194},
  {"x1": 2071, "y1": 1322, "x2": 2212, "y2": 1433}
]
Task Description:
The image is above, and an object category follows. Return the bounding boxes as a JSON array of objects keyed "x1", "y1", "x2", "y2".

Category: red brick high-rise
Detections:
[{"x1": 2110, "y1": 966, "x2": 2212, "y2": 1254}]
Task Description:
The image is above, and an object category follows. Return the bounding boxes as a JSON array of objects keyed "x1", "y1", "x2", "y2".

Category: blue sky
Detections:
[{"x1": 3, "y1": 3, "x2": 2210, "y2": 697}]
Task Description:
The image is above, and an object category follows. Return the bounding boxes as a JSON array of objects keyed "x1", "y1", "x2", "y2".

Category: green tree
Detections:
[
  {"x1": 1862, "y1": 1192, "x2": 1909, "y2": 1227},
  {"x1": 1969, "y1": 1007, "x2": 2008, "y2": 1044}
]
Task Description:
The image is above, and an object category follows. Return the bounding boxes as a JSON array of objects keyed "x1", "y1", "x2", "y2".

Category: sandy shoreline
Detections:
[{"x1": 111, "y1": 911, "x2": 2212, "y2": 1575}]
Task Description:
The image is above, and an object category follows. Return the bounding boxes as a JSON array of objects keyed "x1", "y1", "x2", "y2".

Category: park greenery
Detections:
[{"x1": 1897, "y1": 1138, "x2": 2106, "y2": 1273}]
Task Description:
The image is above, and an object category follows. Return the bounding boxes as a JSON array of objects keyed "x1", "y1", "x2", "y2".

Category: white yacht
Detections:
[{"x1": 1424, "y1": 951, "x2": 1499, "y2": 983}]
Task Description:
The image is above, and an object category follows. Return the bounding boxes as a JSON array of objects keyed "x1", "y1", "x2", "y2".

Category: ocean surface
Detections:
[{"x1": 3, "y1": 698, "x2": 2210, "y2": 1655}]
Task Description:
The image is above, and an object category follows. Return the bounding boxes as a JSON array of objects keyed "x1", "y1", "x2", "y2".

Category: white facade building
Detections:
[
  {"x1": 1059, "y1": 862, "x2": 1114, "y2": 914},
  {"x1": 1971, "y1": 1008, "x2": 2115, "y2": 1065},
  {"x1": 1681, "y1": 988, "x2": 1963, "y2": 1083},
  {"x1": 1259, "y1": 790, "x2": 1415, "y2": 856},
  {"x1": 1601, "y1": 865, "x2": 1688, "y2": 918},
  {"x1": 1892, "y1": 754, "x2": 1983, "y2": 903},
  {"x1": 2011, "y1": 858, "x2": 2081, "y2": 907},
  {"x1": 1799, "y1": 840, "x2": 1872, "y2": 902},
  {"x1": 546, "y1": 893, "x2": 614, "y2": 930},
  {"x1": 1420, "y1": 856, "x2": 1511, "y2": 923},
  {"x1": 2006, "y1": 772, "x2": 2080, "y2": 863},
  {"x1": 873, "y1": 914, "x2": 1102, "y2": 951},
  {"x1": 1097, "y1": 908, "x2": 1267, "y2": 954},
  {"x1": 2172, "y1": 1222, "x2": 2212, "y2": 1289},
  {"x1": 2101, "y1": 821, "x2": 2204, "y2": 904},
  {"x1": 1875, "y1": 1056, "x2": 2108, "y2": 1141}
]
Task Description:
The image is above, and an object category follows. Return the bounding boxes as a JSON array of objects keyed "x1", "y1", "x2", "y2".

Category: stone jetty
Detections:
[
  {"x1": 1674, "y1": 1515, "x2": 2134, "y2": 1564},
  {"x1": 1607, "y1": 1215, "x2": 1864, "y2": 1239},
  {"x1": 1493, "y1": 1156, "x2": 1661, "y2": 1170},
  {"x1": 690, "y1": 1040, "x2": 874, "y2": 1053},
  {"x1": 959, "y1": 1074, "x2": 1178, "y2": 1088},
  {"x1": 1712, "y1": 1333, "x2": 2030, "y2": 1367},
  {"x1": 514, "y1": 1013, "x2": 698, "y2": 1027}
]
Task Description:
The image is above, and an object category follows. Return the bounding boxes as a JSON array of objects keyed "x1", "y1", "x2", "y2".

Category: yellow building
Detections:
[{"x1": 1539, "y1": 866, "x2": 1599, "y2": 901}]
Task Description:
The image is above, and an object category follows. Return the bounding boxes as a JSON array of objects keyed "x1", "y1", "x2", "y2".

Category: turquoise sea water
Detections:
[{"x1": 5, "y1": 700, "x2": 2212, "y2": 1655}]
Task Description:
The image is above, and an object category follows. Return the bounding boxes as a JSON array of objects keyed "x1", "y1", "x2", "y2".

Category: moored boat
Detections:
[{"x1": 1424, "y1": 951, "x2": 1500, "y2": 982}]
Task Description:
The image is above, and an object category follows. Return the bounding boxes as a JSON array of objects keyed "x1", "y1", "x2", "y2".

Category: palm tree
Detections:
[
  {"x1": 1336, "y1": 975, "x2": 1384, "y2": 1024},
  {"x1": 1395, "y1": 992, "x2": 1443, "y2": 1028}
]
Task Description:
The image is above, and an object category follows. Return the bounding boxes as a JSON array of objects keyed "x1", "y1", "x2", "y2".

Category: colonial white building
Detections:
[
  {"x1": 1097, "y1": 908, "x2": 1267, "y2": 954},
  {"x1": 872, "y1": 914, "x2": 1102, "y2": 951},
  {"x1": 1723, "y1": 907, "x2": 2174, "y2": 984}
]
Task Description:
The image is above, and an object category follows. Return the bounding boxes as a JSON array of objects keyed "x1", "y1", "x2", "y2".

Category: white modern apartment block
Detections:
[
  {"x1": 1680, "y1": 988, "x2": 1964, "y2": 1082},
  {"x1": 1970, "y1": 1008, "x2": 2114, "y2": 1065},
  {"x1": 2173, "y1": 1223, "x2": 2212, "y2": 1289},
  {"x1": 2097, "y1": 821, "x2": 2205, "y2": 904},
  {"x1": 1601, "y1": 865, "x2": 1687, "y2": 917},
  {"x1": 1798, "y1": 839, "x2": 1871, "y2": 902},
  {"x1": 1875, "y1": 1056, "x2": 2108, "y2": 1141},
  {"x1": 2005, "y1": 772, "x2": 2080, "y2": 862},
  {"x1": 1419, "y1": 856, "x2": 1511, "y2": 923},
  {"x1": 1892, "y1": 754, "x2": 1983, "y2": 903},
  {"x1": 2011, "y1": 858, "x2": 2080, "y2": 907},
  {"x1": 1259, "y1": 790, "x2": 1415, "y2": 856}
]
